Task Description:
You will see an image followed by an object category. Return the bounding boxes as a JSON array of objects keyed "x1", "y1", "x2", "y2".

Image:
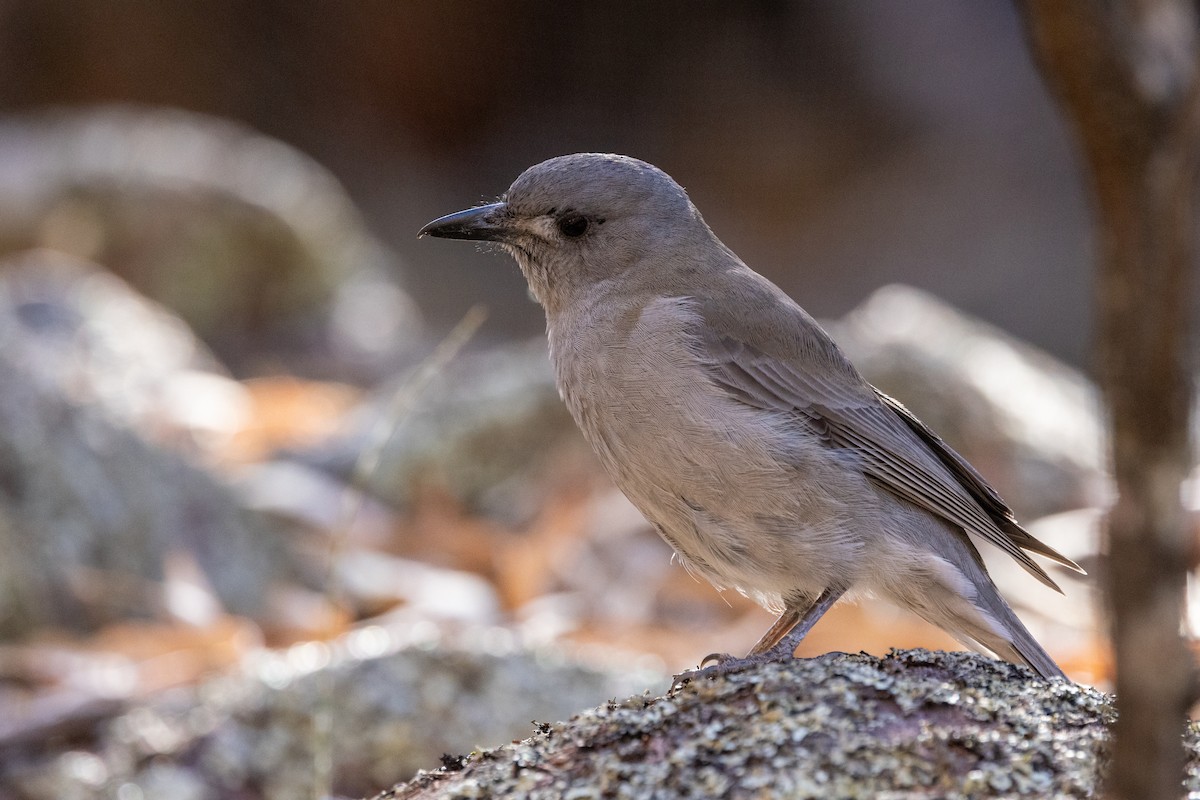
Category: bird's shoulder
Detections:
[{"x1": 682, "y1": 269, "x2": 877, "y2": 411}]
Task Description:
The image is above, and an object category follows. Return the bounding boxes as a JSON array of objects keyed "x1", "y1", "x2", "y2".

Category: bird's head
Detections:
[{"x1": 419, "y1": 154, "x2": 716, "y2": 312}]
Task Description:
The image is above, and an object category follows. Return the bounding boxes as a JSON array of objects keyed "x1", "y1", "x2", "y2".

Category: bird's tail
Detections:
[
  {"x1": 892, "y1": 521, "x2": 1069, "y2": 680},
  {"x1": 965, "y1": 575, "x2": 1066, "y2": 680}
]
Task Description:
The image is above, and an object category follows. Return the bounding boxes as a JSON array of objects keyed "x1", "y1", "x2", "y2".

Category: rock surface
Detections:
[{"x1": 375, "y1": 650, "x2": 1170, "y2": 800}]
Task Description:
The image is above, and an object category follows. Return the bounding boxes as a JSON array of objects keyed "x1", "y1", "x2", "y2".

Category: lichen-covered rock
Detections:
[
  {"x1": 376, "y1": 650, "x2": 1132, "y2": 800},
  {"x1": 0, "y1": 250, "x2": 289, "y2": 636}
]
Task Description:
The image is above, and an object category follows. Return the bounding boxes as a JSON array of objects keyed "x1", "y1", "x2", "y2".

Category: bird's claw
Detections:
[
  {"x1": 671, "y1": 652, "x2": 757, "y2": 690},
  {"x1": 700, "y1": 652, "x2": 736, "y2": 668}
]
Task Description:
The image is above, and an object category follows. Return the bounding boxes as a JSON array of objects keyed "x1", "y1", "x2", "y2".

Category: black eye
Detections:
[{"x1": 556, "y1": 213, "x2": 589, "y2": 238}]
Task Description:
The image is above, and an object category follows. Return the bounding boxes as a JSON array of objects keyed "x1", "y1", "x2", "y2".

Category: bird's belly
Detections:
[
  {"x1": 570, "y1": 376, "x2": 867, "y2": 605},
  {"x1": 552, "y1": 296, "x2": 869, "y2": 606}
]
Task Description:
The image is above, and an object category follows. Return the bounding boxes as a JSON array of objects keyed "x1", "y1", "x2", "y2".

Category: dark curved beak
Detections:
[{"x1": 418, "y1": 202, "x2": 508, "y2": 241}]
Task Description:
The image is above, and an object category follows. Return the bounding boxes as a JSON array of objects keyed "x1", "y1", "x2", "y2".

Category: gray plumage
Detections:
[{"x1": 420, "y1": 153, "x2": 1082, "y2": 680}]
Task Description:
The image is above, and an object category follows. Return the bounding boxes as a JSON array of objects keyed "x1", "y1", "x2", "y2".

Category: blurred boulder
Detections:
[
  {"x1": 0, "y1": 250, "x2": 294, "y2": 637},
  {"x1": 828, "y1": 284, "x2": 1107, "y2": 520},
  {"x1": 0, "y1": 105, "x2": 421, "y2": 377},
  {"x1": 0, "y1": 628, "x2": 660, "y2": 800},
  {"x1": 0, "y1": 249, "x2": 245, "y2": 446},
  {"x1": 303, "y1": 337, "x2": 585, "y2": 525}
]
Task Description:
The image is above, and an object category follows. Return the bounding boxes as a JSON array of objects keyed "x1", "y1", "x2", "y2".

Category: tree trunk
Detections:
[{"x1": 1019, "y1": 2, "x2": 1200, "y2": 797}]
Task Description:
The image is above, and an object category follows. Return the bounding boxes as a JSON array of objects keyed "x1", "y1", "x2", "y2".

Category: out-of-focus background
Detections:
[
  {"x1": 0, "y1": 1, "x2": 1106, "y2": 361},
  {"x1": 0, "y1": 3, "x2": 1170, "y2": 798}
]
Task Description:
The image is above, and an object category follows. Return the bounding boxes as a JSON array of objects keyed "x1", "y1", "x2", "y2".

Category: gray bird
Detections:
[{"x1": 420, "y1": 153, "x2": 1082, "y2": 680}]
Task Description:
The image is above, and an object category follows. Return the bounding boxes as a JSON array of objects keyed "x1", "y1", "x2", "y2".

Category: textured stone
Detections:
[{"x1": 376, "y1": 650, "x2": 1140, "y2": 800}]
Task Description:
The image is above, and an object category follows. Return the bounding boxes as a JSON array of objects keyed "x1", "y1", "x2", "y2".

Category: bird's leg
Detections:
[
  {"x1": 698, "y1": 604, "x2": 805, "y2": 668},
  {"x1": 752, "y1": 586, "x2": 844, "y2": 661},
  {"x1": 747, "y1": 605, "x2": 804, "y2": 655},
  {"x1": 675, "y1": 587, "x2": 844, "y2": 687}
]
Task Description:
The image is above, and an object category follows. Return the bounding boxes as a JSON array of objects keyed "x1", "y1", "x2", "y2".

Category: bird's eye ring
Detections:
[{"x1": 556, "y1": 214, "x2": 589, "y2": 238}]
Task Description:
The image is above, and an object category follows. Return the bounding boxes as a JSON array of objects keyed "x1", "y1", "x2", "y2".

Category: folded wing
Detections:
[{"x1": 694, "y1": 306, "x2": 1083, "y2": 592}]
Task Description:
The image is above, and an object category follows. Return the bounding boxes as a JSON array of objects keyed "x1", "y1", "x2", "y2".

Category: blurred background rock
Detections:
[{"x1": 0, "y1": 2, "x2": 1177, "y2": 798}]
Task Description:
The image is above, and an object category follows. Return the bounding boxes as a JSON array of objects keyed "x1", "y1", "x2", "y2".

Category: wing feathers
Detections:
[
  {"x1": 877, "y1": 391, "x2": 1084, "y2": 573},
  {"x1": 697, "y1": 322, "x2": 1081, "y2": 590},
  {"x1": 826, "y1": 408, "x2": 1063, "y2": 592}
]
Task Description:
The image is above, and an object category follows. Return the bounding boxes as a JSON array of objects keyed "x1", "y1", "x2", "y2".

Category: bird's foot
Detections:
[
  {"x1": 700, "y1": 651, "x2": 737, "y2": 668},
  {"x1": 670, "y1": 651, "x2": 781, "y2": 690}
]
